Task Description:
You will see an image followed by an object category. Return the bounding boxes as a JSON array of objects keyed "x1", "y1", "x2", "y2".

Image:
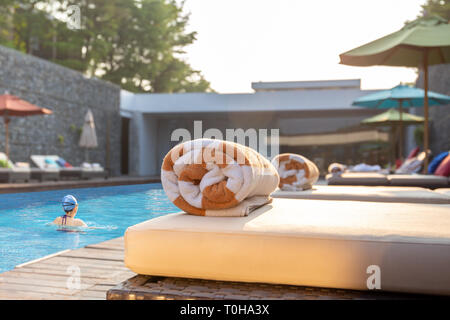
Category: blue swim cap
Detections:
[{"x1": 62, "y1": 195, "x2": 78, "y2": 212}]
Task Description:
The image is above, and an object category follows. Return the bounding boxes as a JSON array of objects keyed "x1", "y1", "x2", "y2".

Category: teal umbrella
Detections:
[
  {"x1": 353, "y1": 84, "x2": 450, "y2": 109},
  {"x1": 361, "y1": 108, "x2": 424, "y2": 163},
  {"x1": 353, "y1": 84, "x2": 450, "y2": 159},
  {"x1": 340, "y1": 14, "x2": 450, "y2": 171}
]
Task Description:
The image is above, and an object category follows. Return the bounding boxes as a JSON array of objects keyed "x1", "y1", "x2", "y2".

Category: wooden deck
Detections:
[{"x1": 0, "y1": 237, "x2": 135, "y2": 300}]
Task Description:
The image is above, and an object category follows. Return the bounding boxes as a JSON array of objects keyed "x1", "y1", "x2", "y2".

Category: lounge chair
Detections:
[
  {"x1": 80, "y1": 162, "x2": 107, "y2": 180},
  {"x1": 326, "y1": 172, "x2": 390, "y2": 186},
  {"x1": 387, "y1": 174, "x2": 449, "y2": 189},
  {"x1": 433, "y1": 188, "x2": 450, "y2": 197},
  {"x1": 326, "y1": 172, "x2": 449, "y2": 189},
  {"x1": 30, "y1": 155, "x2": 106, "y2": 180},
  {"x1": 29, "y1": 155, "x2": 60, "y2": 182},
  {"x1": 272, "y1": 185, "x2": 450, "y2": 204},
  {"x1": 0, "y1": 153, "x2": 31, "y2": 183},
  {"x1": 124, "y1": 198, "x2": 450, "y2": 296}
]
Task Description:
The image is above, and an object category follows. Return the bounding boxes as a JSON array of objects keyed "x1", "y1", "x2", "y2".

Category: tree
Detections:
[
  {"x1": 420, "y1": 0, "x2": 450, "y2": 20},
  {"x1": 0, "y1": 0, "x2": 212, "y2": 93}
]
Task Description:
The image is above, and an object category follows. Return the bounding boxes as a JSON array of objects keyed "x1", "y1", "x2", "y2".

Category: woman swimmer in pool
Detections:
[{"x1": 53, "y1": 195, "x2": 87, "y2": 227}]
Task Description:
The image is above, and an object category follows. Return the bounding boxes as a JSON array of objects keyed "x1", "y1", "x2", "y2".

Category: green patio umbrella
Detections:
[
  {"x1": 361, "y1": 108, "x2": 425, "y2": 125},
  {"x1": 353, "y1": 84, "x2": 450, "y2": 159},
  {"x1": 340, "y1": 14, "x2": 450, "y2": 171},
  {"x1": 361, "y1": 108, "x2": 424, "y2": 164}
]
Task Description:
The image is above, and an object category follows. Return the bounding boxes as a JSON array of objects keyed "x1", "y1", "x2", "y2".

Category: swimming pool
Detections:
[{"x1": 0, "y1": 183, "x2": 178, "y2": 273}]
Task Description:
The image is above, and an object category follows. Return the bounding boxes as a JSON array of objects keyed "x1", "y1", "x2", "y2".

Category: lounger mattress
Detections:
[
  {"x1": 435, "y1": 188, "x2": 450, "y2": 197},
  {"x1": 272, "y1": 185, "x2": 450, "y2": 204},
  {"x1": 387, "y1": 174, "x2": 449, "y2": 189},
  {"x1": 326, "y1": 172, "x2": 389, "y2": 186},
  {"x1": 125, "y1": 198, "x2": 450, "y2": 295}
]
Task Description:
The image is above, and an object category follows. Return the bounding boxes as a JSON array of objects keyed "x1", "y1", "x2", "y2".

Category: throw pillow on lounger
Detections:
[
  {"x1": 434, "y1": 154, "x2": 450, "y2": 177},
  {"x1": 428, "y1": 151, "x2": 449, "y2": 174},
  {"x1": 395, "y1": 151, "x2": 426, "y2": 174}
]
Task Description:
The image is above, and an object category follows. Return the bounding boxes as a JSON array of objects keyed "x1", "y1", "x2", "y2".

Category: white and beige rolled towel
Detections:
[
  {"x1": 161, "y1": 139, "x2": 280, "y2": 216},
  {"x1": 271, "y1": 153, "x2": 319, "y2": 191}
]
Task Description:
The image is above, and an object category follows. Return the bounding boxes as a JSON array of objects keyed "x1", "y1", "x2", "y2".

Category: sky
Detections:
[{"x1": 180, "y1": 0, "x2": 426, "y2": 93}]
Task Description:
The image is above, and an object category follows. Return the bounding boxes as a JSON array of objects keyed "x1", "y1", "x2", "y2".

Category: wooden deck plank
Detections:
[
  {"x1": 17, "y1": 262, "x2": 129, "y2": 275},
  {"x1": 7, "y1": 266, "x2": 127, "y2": 279},
  {"x1": 1, "y1": 270, "x2": 127, "y2": 285},
  {"x1": 59, "y1": 248, "x2": 124, "y2": 261},
  {"x1": 0, "y1": 236, "x2": 136, "y2": 300}
]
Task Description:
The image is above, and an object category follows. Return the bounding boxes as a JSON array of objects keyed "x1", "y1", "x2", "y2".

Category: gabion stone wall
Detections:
[
  {"x1": 416, "y1": 63, "x2": 450, "y2": 155},
  {"x1": 0, "y1": 45, "x2": 121, "y2": 176}
]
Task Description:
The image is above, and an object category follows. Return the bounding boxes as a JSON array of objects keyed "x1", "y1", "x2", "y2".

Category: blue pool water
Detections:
[{"x1": 0, "y1": 183, "x2": 178, "y2": 273}]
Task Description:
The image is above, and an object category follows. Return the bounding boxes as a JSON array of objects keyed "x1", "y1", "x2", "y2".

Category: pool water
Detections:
[{"x1": 0, "y1": 183, "x2": 178, "y2": 273}]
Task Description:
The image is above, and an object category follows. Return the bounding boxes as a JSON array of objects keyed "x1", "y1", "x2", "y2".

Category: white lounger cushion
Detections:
[
  {"x1": 125, "y1": 198, "x2": 450, "y2": 295},
  {"x1": 433, "y1": 188, "x2": 450, "y2": 196},
  {"x1": 326, "y1": 172, "x2": 389, "y2": 185},
  {"x1": 30, "y1": 155, "x2": 60, "y2": 171},
  {"x1": 272, "y1": 185, "x2": 450, "y2": 204}
]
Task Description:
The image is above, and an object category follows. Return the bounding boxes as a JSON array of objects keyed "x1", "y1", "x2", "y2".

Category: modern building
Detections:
[{"x1": 121, "y1": 79, "x2": 392, "y2": 177}]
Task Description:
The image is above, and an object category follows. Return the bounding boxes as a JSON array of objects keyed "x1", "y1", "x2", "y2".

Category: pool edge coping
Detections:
[{"x1": 15, "y1": 249, "x2": 72, "y2": 269}]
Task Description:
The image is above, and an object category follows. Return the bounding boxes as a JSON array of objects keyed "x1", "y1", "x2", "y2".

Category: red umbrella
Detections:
[{"x1": 0, "y1": 94, "x2": 52, "y2": 159}]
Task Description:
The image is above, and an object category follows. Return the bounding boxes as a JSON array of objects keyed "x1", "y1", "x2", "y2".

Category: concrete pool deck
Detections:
[
  {"x1": 0, "y1": 175, "x2": 161, "y2": 194},
  {"x1": 0, "y1": 237, "x2": 135, "y2": 300}
]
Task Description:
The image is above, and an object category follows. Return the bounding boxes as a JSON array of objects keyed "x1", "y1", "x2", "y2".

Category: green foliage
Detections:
[
  {"x1": 57, "y1": 134, "x2": 65, "y2": 145},
  {"x1": 0, "y1": 0, "x2": 212, "y2": 92},
  {"x1": 0, "y1": 159, "x2": 12, "y2": 168},
  {"x1": 420, "y1": 0, "x2": 450, "y2": 20}
]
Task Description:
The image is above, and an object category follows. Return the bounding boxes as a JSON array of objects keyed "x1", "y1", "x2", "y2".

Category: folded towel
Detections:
[
  {"x1": 350, "y1": 163, "x2": 382, "y2": 172},
  {"x1": 161, "y1": 139, "x2": 279, "y2": 216},
  {"x1": 271, "y1": 153, "x2": 319, "y2": 191}
]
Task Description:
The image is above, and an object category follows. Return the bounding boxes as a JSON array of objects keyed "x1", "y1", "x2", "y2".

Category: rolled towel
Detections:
[
  {"x1": 161, "y1": 139, "x2": 280, "y2": 216},
  {"x1": 328, "y1": 162, "x2": 347, "y2": 175},
  {"x1": 271, "y1": 153, "x2": 319, "y2": 191}
]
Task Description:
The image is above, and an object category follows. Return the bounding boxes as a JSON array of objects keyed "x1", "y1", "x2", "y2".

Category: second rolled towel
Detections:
[
  {"x1": 271, "y1": 153, "x2": 319, "y2": 191},
  {"x1": 161, "y1": 139, "x2": 280, "y2": 216}
]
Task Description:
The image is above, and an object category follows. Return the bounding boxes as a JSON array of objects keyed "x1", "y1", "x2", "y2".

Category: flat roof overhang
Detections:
[
  {"x1": 268, "y1": 129, "x2": 390, "y2": 146},
  {"x1": 120, "y1": 108, "x2": 381, "y2": 119}
]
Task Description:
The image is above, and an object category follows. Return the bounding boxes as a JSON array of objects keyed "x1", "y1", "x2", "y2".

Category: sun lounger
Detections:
[
  {"x1": 29, "y1": 168, "x2": 59, "y2": 182},
  {"x1": 326, "y1": 172, "x2": 389, "y2": 186},
  {"x1": 80, "y1": 162, "x2": 107, "y2": 180},
  {"x1": 326, "y1": 172, "x2": 449, "y2": 189},
  {"x1": 434, "y1": 188, "x2": 450, "y2": 198},
  {"x1": 387, "y1": 174, "x2": 449, "y2": 189},
  {"x1": 29, "y1": 155, "x2": 61, "y2": 181},
  {"x1": 272, "y1": 185, "x2": 450, "y2": 204},
  {"x1": 0, "y1": 168, "x2": 31, "y2": 183},
  {"x1": 125, "y1": 198, "x2": 450, "y2": 296},
  {"x1": 30, "y1": 155, "x2": 106, "y2": 180},
  {"x1": 0, "y1": 153, "x2": 31, "y2": 183}
]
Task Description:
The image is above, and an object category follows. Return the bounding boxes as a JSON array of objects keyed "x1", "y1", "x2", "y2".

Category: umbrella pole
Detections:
[
  {"x1": 390, "y1": 126, "x2": 395, "y2": 167},
  {"x1": 399, "y1": 101, "x2": 404, "y2": 161},
  {"x1": 4, "y1": 116, "x2": 9, "y2": 161},
  {"x1": 423, "y1": 50, "x2": 429, "y2": 173}
]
